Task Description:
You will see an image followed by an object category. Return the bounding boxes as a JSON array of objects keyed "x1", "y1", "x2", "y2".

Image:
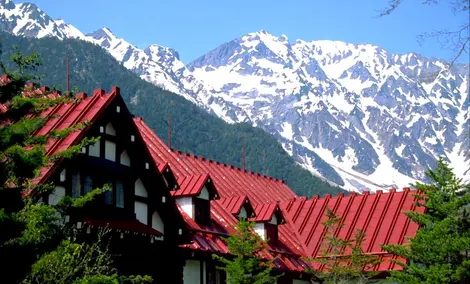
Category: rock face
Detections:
[{"x1": 2, "y1": 0, "x2": 469, "y2": 191}]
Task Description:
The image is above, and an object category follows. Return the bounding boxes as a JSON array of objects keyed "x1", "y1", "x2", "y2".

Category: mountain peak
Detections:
[{"x1": 87, "y1": 27, "x2": 115, "y2": 40}]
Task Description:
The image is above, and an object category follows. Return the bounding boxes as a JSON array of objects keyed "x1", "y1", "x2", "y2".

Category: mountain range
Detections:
[{"x1": 1, "y1": 0, "x2": 469, "y2": 191}]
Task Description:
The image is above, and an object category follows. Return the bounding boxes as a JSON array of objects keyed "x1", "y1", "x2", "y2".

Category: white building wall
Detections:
[
  {"x1": 198, "y1": 186, "x2": 209, "y2": 200},
  {"x1": 120, "y1": 150, "x2": 131, "y2": 166},
  {"x1": 151, "y1": 211, "x2": 164, "y2": 235},
  {"x1": 183, "y1": 260, "x2": 200, "y2": 284},
  {"x1": 89, "y1": 141, "x2": 100, "y2": 157},
  {"x1": 48, "y1": 186, "x2": 65, "y2": 205},
  {"x1": 135, "y1": 178, "x2": 148, "y2": 197},
  {"x1": 105, "y1": 140, "x2": 116, "y2": 161},
  {"x1": 105, "y1": 123, "x2": 116, "y2": 136},
  {"x1": 176, "y1": 197, "x2": 194, "y2": 219},
  {"x1": 239, "y1": 207, "x2": 247, "y2": 219},
  {"x1": 254, "y1": 222, "x2": 266, "y2": 240},
  {"x1": 135, "y1": 201, "x2": 148, "y2": 225}
]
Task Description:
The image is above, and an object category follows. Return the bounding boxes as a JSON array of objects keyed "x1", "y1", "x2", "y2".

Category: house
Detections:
[{"x1": 1, "y1": 81, "x2": 423, "y2": 283}]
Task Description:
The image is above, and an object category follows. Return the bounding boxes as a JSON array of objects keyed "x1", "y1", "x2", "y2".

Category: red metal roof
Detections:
[
  {"x1": 251, "y1": 203, "x2": 280, "y2": 222},
  {"x1": 178, "y1": 201, "x2": 311, "y2": 272},
  {"x1": 82, "y1": 218, "x2": 163, "y2": 237},
  {"x1": 171, "y1": 174, "x2": 212, "y2": 197},
  {"x1": 216, "y1": 195, "x2": 250, "y2": 215},
  {"x1": 281, "y1": 189, "x2": 424, "y2": 271},
  {"x1": 134, "y1": 118, "x2": 297, "y2": 205}
]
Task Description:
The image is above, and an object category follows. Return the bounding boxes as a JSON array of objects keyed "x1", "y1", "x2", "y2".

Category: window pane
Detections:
[
  {"x1": 72, "y1": 172, "x2": 81, "y2": 198},
  {"x1": 84, "y1": 176, "x2": 93, "y2": 194},
  {"x1": 105, "y1": 181, "x2": 113, "y2": 204},
  {"x1": 116, "y1": 181, "x2": 124, "y2": 208}
]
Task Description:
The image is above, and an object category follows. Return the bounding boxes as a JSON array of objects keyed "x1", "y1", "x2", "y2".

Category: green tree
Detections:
[
  {"x1": 0, "y1": 48, "x2": 151, "y2": 283},
  {"x1": 310, "y1": 208, "x2": 381, "y2": 284},
  {"x1": 213, "y1": 219, "x2": 279, "y2": 284},
  {"x1": 379, "y1": 0, "x2": 469, "y2": 65},
  {"x1": 383, "y1": 158, "x2": 470, "y2": 283}
]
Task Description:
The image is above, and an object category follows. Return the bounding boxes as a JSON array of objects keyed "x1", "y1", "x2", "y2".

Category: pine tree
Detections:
[
  {"x1": 310, "y1": 208, "x2": 381, "y2": 284},
  {"x1": 383, "y1": 158, "x2": 470, "y2": 283},
  {"x1": 213, "y1": 219, "x2": 279, "y2": 284}
]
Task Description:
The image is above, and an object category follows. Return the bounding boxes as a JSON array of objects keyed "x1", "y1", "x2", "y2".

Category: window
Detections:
[
  {"x1": 72, "y1": 172, "x2": 81, "y2": 198},
  {"x1": 116, "y1": 180, "x2": 124, "y2": 208},
  {"x1": 194, "y1": 198, "x2": 210, "y2": 224},
  {"x1": 105, "y1": 140, "x2": 116, "y2": 161},
  {"x1": 84, "y1": 176, "x2": 93, "y2": 194}
]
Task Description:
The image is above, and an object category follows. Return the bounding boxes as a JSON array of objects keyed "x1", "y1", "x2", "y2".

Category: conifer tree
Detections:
[
  {"x1": 213, "y1": 219, "x2": 279, "y2": 284},
  {"x1": 383, "y1": 158, "x2": 470, "y2": 283}
]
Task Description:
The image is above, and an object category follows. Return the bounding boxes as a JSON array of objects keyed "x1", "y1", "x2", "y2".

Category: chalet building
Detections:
[{"x1": 1, "y1": 80, "x2": 423, "y2": 284}]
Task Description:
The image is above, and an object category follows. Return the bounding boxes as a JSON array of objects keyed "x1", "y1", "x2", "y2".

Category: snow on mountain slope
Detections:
[
  {"x1": 189, "y1": 31, "x2": 470, "y2": 191},
  {"x1": 1, "y1": 0, "x2": 468, "y2": 191}
]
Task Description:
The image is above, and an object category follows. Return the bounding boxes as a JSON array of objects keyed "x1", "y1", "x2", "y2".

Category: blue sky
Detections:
[{"x1": 28, "y1": 0, "x2": 468, "y2": 63}]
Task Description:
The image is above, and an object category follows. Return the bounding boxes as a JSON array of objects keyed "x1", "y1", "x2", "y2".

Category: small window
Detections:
[
  {"x1": 84, "y1": 176, "x2": 93, "y2": 194},
  {"x1": 116, "y1": 181, "x2": 124, "y2": 208},
  {"x1": 194, "y1": 198, "x2": 210, "y2": 224},
  {"x1": 72, "y1": 172, "x2": 81, "y2": 198}
]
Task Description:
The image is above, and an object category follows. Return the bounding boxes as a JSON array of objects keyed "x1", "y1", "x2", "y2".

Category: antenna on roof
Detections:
[
  {"x1": 66, "y1": 55, "x2": 70, "y2": 95},
  {"x1": 167, "y1": 113, "x2": 172, "y2": 149},
  {"x1": 242, "y1": 135, "x2": 246, "y2": 170}
]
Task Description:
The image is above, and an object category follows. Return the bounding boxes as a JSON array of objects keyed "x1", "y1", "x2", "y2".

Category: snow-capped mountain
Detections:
[{"x1": 1, "y1": 0, "x2": 468, "y2": 191}]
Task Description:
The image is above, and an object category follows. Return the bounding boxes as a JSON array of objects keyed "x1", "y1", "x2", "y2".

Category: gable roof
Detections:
[
  {"x1": 171, "y1": 173, "x2": 214, "y2": 197},
  {"x1": 134, "y1": 117, "x2": 297, "y2": 205},
  {"x1": 251, "y1": 203, "x2": 283, "y2": 223},
  {"x1": 282, "y1": 189, "x2": 424, "y2": 271},
  {"x1": 217, "y1": 195, "x2": 253, "y2": 216}
]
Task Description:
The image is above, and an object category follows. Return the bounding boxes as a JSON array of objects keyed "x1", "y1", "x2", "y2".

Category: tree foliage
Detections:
[
  {"x1": 379, "y1": 0, "x2": 469, "y2": 65},
  {"x1": 310, "y1": 208, "x2": 381, "y2": 284},
  {"x1": 213, "y1": 219, "x2": 279, "y2": 284},
  {"x1": 383, "y1": 158, "x2": 470, "y2": 283},
  {"x1": 0, "y1": 48, "x2": 150, "y2": 283},
  {"x1": 0, "y1": 31, "x2": 345, "y2": 198}
]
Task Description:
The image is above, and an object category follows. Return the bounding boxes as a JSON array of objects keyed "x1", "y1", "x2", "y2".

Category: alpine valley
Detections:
[{"x1": 1, "y1": 0, "x2": 469, "y2": 191}]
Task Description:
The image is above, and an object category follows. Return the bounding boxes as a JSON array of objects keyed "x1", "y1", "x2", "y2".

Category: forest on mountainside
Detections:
[{"x1": 0, "y1": 31, "x2": 344, "y2": 197}]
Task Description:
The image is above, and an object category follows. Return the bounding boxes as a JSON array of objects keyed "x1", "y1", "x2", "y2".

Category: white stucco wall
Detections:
[
  {"x1": 152, "y1": 211, "x2": 164, "y2": 235},
  {"x1": 135, "y1": 178, "x2": 148, "y2": 197},
  {"x1": 105, "y1": 123, "x2": 116, "y2": 136},
  {"x1": 198, "y1": 186, "x2": 209, "y2": 200},
  {"x1": 89, "y1": 141, "x2": 100, "y2": 157},
  {"x1": 120, "y1": 150, "x2": 131, "y2": 166},
  {"x1": 105, "y1": 140, "x2": 116, "y2": 161},
  {"x1": 254, "y1": 222, "x2": 266, "y2": 240},
  {"x1": 48, "y1": 186, "x2": 65, "y2": 205},
  {"x1": 183, "y1": 260, "x2": 201, "y2": 284},
  {"x1": 135, "y1": 201, "x2": 148, "y2": 225},
  {"x1": 177, "y1": 197, "x2": 194, "y2": 219}
]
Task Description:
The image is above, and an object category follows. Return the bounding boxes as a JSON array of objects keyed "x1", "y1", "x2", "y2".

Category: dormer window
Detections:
[
  {"x1": 251, "y1": 203, "x2": 284, "y2": 246},
  {"x1": 173, "y1": 174, "x2": 218, "y2": 225},
  {"x1": 219, "y1": 195, "x2": 255, "y2": 220}
]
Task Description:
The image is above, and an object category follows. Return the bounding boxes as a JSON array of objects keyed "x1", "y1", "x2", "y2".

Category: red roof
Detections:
[
  {"x1": 178, "y1": 201, "x2": 311, "y2": 272},
  {"x1": 83, "y1": 218, "x2": 163, "y2": 237},
  {"x1": 171, "y1": 174, "x2": 212, "y2": 197},
  {"x1": 251, "y1": 203, "x2": 281, "y2": 222},
  {"x1": 134, "y1": 118, "x2": 297, "y2": 205},
  {"x1": 282, "y1": 189, "x2": 424, "y2": 271},
  {"x1": 217, "y1": 195, "x2": 250, "y2": 215}
]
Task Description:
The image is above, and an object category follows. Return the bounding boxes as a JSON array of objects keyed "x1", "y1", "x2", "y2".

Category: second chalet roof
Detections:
[
  {"x1": 134, "y1": 117, "x2": 297, "y2": 205},
  {"x1": 282, "y1": 188, "x2": 424, "y2": 271},
  {"x1": 171, "y1": 174, "x2": 213, "y2": 197}
]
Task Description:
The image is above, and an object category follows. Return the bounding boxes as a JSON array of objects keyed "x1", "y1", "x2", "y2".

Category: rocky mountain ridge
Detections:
[{"x1": 1, "y1": 0, "x2": 468, "y2": 191}]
